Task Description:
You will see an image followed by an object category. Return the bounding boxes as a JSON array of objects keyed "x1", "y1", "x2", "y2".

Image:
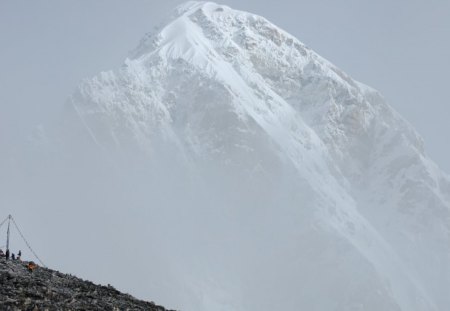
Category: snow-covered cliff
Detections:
[{"x1": 57, "y1": 2, "x2": 450, "y2": 310}]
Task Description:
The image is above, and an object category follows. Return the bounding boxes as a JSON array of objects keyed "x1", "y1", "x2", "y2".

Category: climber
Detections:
[
  {"x1": 11, "y1": 253, "x2": 15, "y2": 260},
  {"x1": 18, "y1": 250, "x2": 21, "y2": 257},
  {"x1": 27, "y1": 261, "x2": 37, "y2": 272},
  {"x1": 5, "y1": 249, "x2": 10, "y2": 260}
]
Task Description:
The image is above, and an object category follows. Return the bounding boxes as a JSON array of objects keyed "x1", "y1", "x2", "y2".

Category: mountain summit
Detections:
[{"x1": 39, "y1": 2, "x2": 450, "y2": 311}]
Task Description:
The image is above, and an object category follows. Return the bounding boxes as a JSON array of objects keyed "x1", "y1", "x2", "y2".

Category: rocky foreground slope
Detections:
[{"x1": 0, "y1": 258, "x2": 172, "y2": 311}]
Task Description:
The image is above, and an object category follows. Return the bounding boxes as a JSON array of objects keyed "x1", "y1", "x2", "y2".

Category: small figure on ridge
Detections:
[{"x1": 27, "y1": 261, "x2": 37, "y2": 272}]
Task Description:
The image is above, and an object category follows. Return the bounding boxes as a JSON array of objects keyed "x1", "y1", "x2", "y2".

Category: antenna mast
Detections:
[{"x1": 6, "y1": 214, "x2": 11, "y2": 252}]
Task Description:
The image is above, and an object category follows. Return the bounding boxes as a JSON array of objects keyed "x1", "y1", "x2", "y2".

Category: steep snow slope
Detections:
[{"x1": 61, "y1": 2, "x2": 450, "y2": 310}]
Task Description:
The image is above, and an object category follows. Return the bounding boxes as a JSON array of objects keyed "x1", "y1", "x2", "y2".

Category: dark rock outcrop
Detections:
[{"x1": 0, "y1": 257, "x2": 173, "y2": 311}]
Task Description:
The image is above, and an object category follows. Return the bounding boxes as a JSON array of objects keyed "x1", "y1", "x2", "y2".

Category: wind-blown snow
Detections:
[{"x1": 28, "y1": 2, "x2": 450, "y2": 311}]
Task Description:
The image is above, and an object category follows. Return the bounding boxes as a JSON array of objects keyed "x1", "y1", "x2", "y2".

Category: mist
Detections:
[{"x1": 1, "y1": 108, "x2": 319, "y2": 310}]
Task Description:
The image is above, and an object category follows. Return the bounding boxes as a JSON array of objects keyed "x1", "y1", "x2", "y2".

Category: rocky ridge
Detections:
[{"x1": 0, "y1": 257, "x2": 172, "y2": 311}]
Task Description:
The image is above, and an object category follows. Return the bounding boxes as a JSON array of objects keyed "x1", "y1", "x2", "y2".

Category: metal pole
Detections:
[{"x1": 6, "y1": 215, "x2": 11, "y2": 251}]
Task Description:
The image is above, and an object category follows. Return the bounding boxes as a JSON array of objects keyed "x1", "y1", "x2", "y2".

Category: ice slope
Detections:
[{"x1": 63, "y1": 2, "x2": 450, "y2": 310}]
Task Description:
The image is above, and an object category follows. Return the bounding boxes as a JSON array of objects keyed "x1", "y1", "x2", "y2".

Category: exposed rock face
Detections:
[{"x1": 0, "y1": 258, "x2": 171, "y2": 311}]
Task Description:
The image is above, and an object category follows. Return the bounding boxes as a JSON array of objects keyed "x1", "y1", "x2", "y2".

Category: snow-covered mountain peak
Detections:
[
  {"x1": 131, "y1": 1, "x2": 372, "y2": 107},
  {"x1": 60, "y1": 3, "x2": 450, "y2": 310}
]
